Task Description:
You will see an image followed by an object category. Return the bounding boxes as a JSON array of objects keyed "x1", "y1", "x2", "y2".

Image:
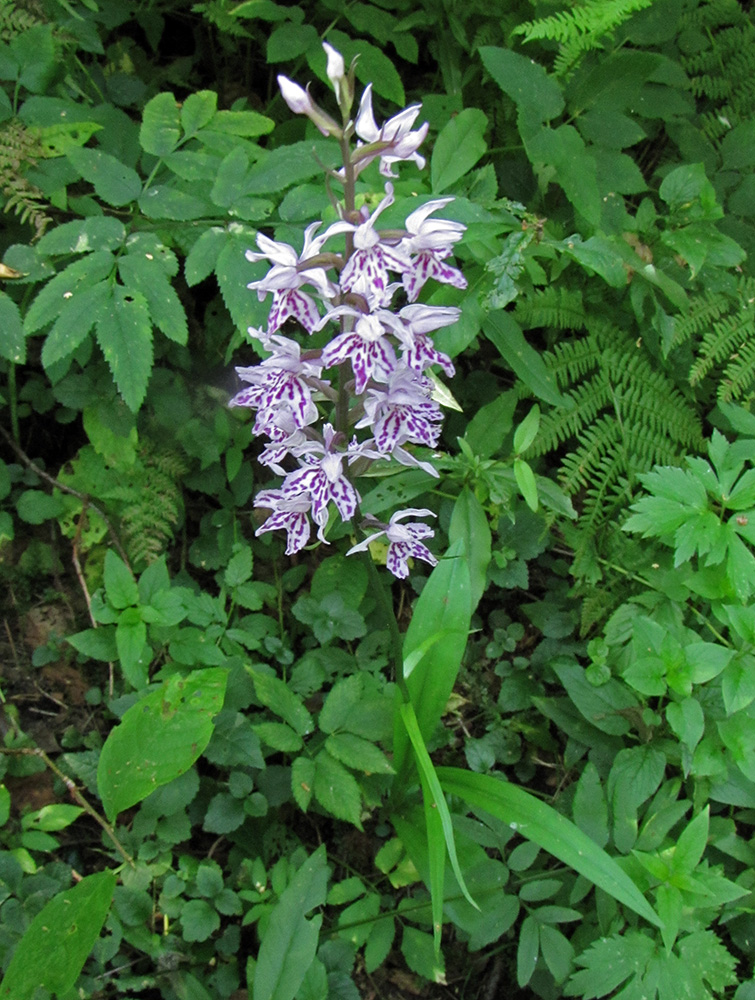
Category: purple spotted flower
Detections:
[
  {"x1": 356, "y1": 364, "x2": 444, "y2": 455},
  {"x1": 255, "y1": 488, "x2": 312, "y2": 554},
  {"x1": 281, "y1": 424, "x2": 361, "y2": 542},
  {"x1": 230, "y1": 44, "x2": 469, "y2": 577},
  {"x1": 229, "y1": 333, "x2": 327, "y2": 440},
  {"x1": 400, "y1": 198, "x2": 468, "y2": 302},
  {"x1": 322, "y1": 184, "x2": 411, "y2": 309},
  {"x1": 246, "y1": 222, "x2": 337, "y2": 334},
  {"x1": 347, "y1": 509, "x2": 437, "y2": 579},
  {"x1": 316, "y1": 306, "x2": 397, "y2": 392},
  {"x1": 352, "y1": 84, "x2": 429, "y2": 179}
]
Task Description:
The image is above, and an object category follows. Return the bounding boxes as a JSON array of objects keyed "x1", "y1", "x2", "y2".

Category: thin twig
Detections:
[
  {"x1": 0, "y1": 422, "x2": 131, "y2": 568},
  {"x1": 0, "y1": 746, "x2": 135, "y2": 868}
]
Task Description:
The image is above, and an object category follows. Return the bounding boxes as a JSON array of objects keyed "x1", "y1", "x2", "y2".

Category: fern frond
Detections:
[
  {"x1": 536, "y1": 375, "x2": 612, "y2": 452},
  {"x1": 541, "y1": 333, "x2": 603, "y2": 386},
  {"x1": 515, "y1": 287, "x2": 586, "y2": 331},
  {"x1": 513, "y1": 0, "x2": 653, "y2": 75},
  {"x1": 0, "y1": 0, "x2": 46, "y2": 40},
  {"x1": 0, "y1": 119, "x2": 52, "y2": 237},
  {"x1": 671, "y1": 288, "x2": 731, "y2": 347},
  {"x1": 690, "y1": 304, "x2": 755, "y2": 386},
  {"x1": 119, "y1": 444, "x2": 189, "y2": 568}
]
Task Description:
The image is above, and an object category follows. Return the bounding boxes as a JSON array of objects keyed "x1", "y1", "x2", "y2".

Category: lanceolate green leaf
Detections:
[
  {"x1": 393, "y1": 540, "x2": 471, "y2": 780},
  {"x1": 449, "y1": 488, "x2": 491, "y2": 611},
  {"x1": 41, "y1": 281, "x2": 111, "y2": 368},
  {"x1": 97, "y1": 667, "x2": 227, "y2": 821},
  {"x1": 437, "y1": 767, "x2": 662, "y2": 928},
  {"x1": 483, "y1": 310, "x2": 565, "y2": 406},
  {"x1": 253, "y1": 845, "x2": 328, "y2": 1000},
  {"x1": 399, "y1": 701, "x2": 478, "y2": 941},
  {"x1": 479, "y1": 46, "x2": 564, "y2": 122},
  {"x1": 431, "y1": 108, "x2": 488, "y2": 193},
  {"x1": 0, "y1": 870, "x2": 116, "y2": 1000}
]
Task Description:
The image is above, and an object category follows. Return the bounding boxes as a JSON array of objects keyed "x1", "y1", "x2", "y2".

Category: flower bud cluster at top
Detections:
[{"x1": 230, "y1": 43, "x2": 468, "y2": 579}]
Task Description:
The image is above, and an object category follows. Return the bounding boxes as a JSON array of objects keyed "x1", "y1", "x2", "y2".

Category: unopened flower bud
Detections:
[
  {"x1": 277, "y1": 75, "x2": 342, "y2": 138},
  {"x1": 323, "y1": 42, "x2": 355, "y2": 118}
]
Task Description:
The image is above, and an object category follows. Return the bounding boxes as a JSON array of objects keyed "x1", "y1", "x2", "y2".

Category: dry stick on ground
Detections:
[
  {"x1": 1, "y1": 423, "x2": 123, "y2": 699},
  {"x1": 0, "y1": 746, "x2": 135, "y2": 868}
]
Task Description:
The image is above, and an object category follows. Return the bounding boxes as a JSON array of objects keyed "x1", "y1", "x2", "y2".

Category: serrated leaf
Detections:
[
  {"x1": 25, "y1": 251, "x2": 115, "y2": 334},
  {"x1": 572, "y1": 762, "x2": 609, "y2": 847},
  {"x1": 431, "y1": 108, "x2": 488, "y2": 193},
  {"x1": 292, "y1": 756, "x2": 315, "y2": 812},
  {"x1": 138, "y1": 183, "x2": 214, "y2": 220},
  {"x1": 185, "y1": 227, "x2": 227, "y2": 286},
  {"x1": 318, "y1": 674, "x2": 363, "y2": 734},
  {"x1": 0, "y1": 291, "x2": 25, "y2": 363},
  {"x1": 118, "y1": 253, "x2": 188, "y2": 344},
  {"x1": 116, "y1": 616, "x2": 147, "y2": 688},
  {"x1": 41, "y1": 281, "x2": 111, "y2": 368},
  {"x1": 140, "y1": 92, "x2": 182, "y2": 156},
  {"x1": 0, "y1": 870, "x2": 116, "y2": 1000},
  {"x1": 181, "y1": 899, "x2": 220, "y2": 942},
  {"x1": 96, "y1": 285, "x2": 153, "y2": 411},
  {"x1": 203, "y1": 108, "x2": 274, "y2": 138},
  {"x1": 313, "y1": 750, "x2": 363, "y2": 828},
  {"x1": 67, "y1": 146, "x2": 142, "y2": 206},
  {"x1": 325, "y1": 733, "x2": 394, "y2": 774},
  {"x1": 253, "y1": 722, "x2": 303, "y2": 752},
  {"x1": 97, "y1": 667, "x2": 227, "y2": 821},
  {"x1": 250, "y1": 669, "x2": 313, "y2": 735}
]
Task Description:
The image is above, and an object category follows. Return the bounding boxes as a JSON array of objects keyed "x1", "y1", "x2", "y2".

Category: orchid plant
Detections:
[{"x1": 230, "y1": 43, "x2": 467, "y2": 580}]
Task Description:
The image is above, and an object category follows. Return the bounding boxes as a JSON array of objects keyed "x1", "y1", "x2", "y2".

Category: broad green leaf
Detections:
[
  {"x1": 140, "y1": 92, "x2": 182, "y2": 156},
  {"x1": 244, "y1": 140, "x2": 341, "y2": 194},
  {"x1": 96, "y1": 285, "x2": 153, "y2": 411},
  {"x1": 41, "y1": 281, "x2": 111, "y2": 368},
  {"x1": 560, "y1": 235, "x2": 627, "y2": 287},
  {"x1": 517, "y1": 914, "x2": 540, "y2": 987},
  {"x1": 115, "y1": 614, "x2": 148, "y2": 689},
  {"x1": 721, "y1": 119, "x2": 755, "y2": 169},
  {"x1": 483, "y1": 311, "x2": 565, "y2": 406},
  {"x1": 325, "y1": 733, "x2": 394, "y2": 775},
  {"x1": 139, "y1": 183, "x2": 214, "y2": 220},
  {"x1": 67, "y1": 146, "x2": 142, "y2": 206},
  {"x1": 202, "y1": 108, "x2": 274, "y2": 139},
  {"x1": 103, "y1": 548, "x2": 138, "y2": 609},
  {"x1": 479, "y1": 46, "x2": 564, "y2": 122},
  {"x1": 24, "y1": 251, "x2": 115, "y2": 334},
  {"x1": 267, "y1": 22, "x2": 319, "y2": 61},
  {"x1": 449, "y1": 487, "x2": 491, "y2": 610},
  {"x1": 253, "y1": 845, "x2": 327, "y2": 1000},
  {"x1": 250, "y1": 669, "x2": 313, "y2": 735},
  {"x1": 0, "y1": 870, "x2": 115, "y2": 1000},
  {"x1": 673, "y1": 806, "x2": 708, "y2": 874},
  {"x1": 608, "y1": 746, "x2": 667, "y2": 853},
  {"x1": 722, "y1": 655, "x2": 755, "y2": 715},
  {"x1": 431, "y1": 108, "x2": 488, "y2": 193},
  {"x1": 401, "y1": 925, "x2": 445, "y2": 983},
  {"x1": 181, "y1": 90, "x2": 218, "y2": 136},
  {"x1": 464, "y1": 390, "x2": 517, "y2": 458},
  {"x1": 365, "y1": 917, "x2": 395, "y2": 974},
  {"x1": 292, "y1": 756, "x2": 315, "y2": 812},
  {"x1": 327, "y1": 29, "x2": 404, "y2": 105},
  {"x1": 437, "y1": 767, "x2": 662, "y2": 928},
  {"x1": 216, "y1": 234, "x2": 270, "y2": 330},
  {"x1": 15, "y1": 489, "x2": 64, "y2": 524},
  {"x1": 318, "y1": 674, "x2": 364, "y2": 734},
  {"x1": 394, "y1": 540, "x2": 471, "y2": 780},
  {"x1": 572, "y1": 762, "x2": 609, "y2": 848},
  {"x1": 0, "y1": 291, "x2": 25, "y2": 363},
  {"x1": 118, "y1": 253, "x2": 188, "y2": 344},
  {"x1": 185, "y1": 227, "x2": 228, "y2": 286},
  {"x1": 97, "y1": 667, "x2": 227, "y2": 820},
  {"x1": 513, "y1": 404, "x2": 540, "y2": 454},
  {"x1": 313, "y1": 750, "x2": 363, "y2": 828},
  {"x1": 525, "y1": 125, "x2": 602, "y2": 227}
]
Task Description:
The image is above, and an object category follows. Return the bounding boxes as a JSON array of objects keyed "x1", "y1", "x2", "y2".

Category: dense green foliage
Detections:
[{"x1": 2, "y1": 0, "x2": 755, "y2": 998}]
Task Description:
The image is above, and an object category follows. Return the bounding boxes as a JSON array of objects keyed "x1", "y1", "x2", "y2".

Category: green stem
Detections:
[{"x1": 357, "y1": 540, "x2": 410, "y2": 704}]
